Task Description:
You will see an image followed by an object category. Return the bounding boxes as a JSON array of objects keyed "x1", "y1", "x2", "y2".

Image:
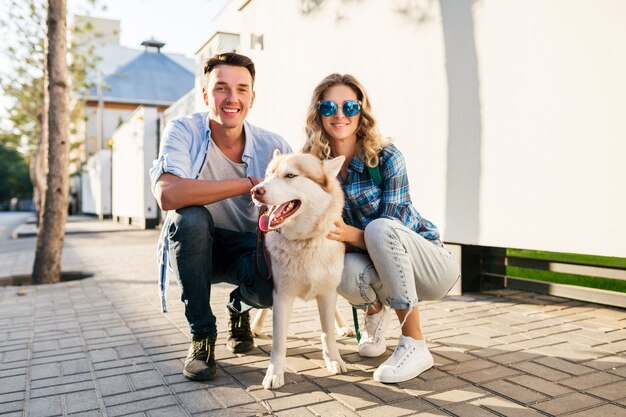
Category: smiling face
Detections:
[
  {"x1": 321, "y1": 84, "x2": 360, "y2": 145},
  {"x1": 203, "y1": 64, "x2": 255, "y2": 130}
]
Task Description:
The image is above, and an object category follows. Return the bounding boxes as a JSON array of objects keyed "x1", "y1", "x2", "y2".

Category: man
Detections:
[{"x1": 149, "y1": 52, "x2": 292, "y2": 381}]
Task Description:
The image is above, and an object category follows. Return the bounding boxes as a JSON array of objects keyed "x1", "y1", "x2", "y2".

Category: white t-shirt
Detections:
[{"x1": 198, "y1": 143, "x2": 257, "y2": 233}]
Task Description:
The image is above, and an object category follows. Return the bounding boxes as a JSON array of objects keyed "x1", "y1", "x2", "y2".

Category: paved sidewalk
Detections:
[{"x1": 0, "y1": 215, "x2": 625, "y2": 417}]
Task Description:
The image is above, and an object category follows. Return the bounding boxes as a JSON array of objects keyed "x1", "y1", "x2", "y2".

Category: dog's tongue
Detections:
[{"x1": 259, "y1": 213, "x2": 270, "y2": 232}]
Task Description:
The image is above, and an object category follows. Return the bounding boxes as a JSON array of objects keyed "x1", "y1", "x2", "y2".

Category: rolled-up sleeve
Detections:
[
  {"x1": 379, "y1": 149, "x2": 413, "y2": 221},
  {"x1": 149, "y1": 119, "x2": 194, "y2": 196}
]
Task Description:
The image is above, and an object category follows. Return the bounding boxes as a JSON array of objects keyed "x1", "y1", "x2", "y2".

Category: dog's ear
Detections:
[
  {"x1": 273, "y1": 149, "x2": 281, "y2": 159},
  {"x1": 323, "y1": 156, "x2": 345, "y2": 178}
]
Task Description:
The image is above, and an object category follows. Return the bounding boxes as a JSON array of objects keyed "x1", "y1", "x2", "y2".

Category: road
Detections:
[{"x1": 0, "y1": 211, "x2": 32, "y2": 240}]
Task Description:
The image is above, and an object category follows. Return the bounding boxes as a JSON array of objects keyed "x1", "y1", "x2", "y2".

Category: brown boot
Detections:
[{"x1": 226, "y1": 309, "x2": 254, "y2": 353}]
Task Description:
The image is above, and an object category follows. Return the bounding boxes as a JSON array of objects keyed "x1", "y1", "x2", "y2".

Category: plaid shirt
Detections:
[{"x1": 341, "y1": 144, "x2": 442, "y2": 244}]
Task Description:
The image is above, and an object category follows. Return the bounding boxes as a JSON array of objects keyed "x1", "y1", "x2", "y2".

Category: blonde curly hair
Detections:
[{"x1": 301, "y1": 73, "x2": 387, "y2": 168}]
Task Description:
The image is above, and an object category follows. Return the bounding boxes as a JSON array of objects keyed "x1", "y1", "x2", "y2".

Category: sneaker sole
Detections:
[
  {"x1": 373, "y1": 358, "x2": 434, "y2": 384},
  {"x1": 183, "y1": 369, "x2": 217, "y2": 381},
  {"x1": 358, "y1": 346, "x2": 387, "y2": 357},
  {"x1": 226, "y1": 342, "x2": 255, "y2": 354}
]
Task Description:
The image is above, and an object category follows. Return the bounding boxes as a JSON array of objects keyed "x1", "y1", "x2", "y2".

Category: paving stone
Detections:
[
  {"x1": 0, "y1": 374, "x2": 27, "y2": 395},
  {"x1": 586, "y1": 379, "x2": 626, "y2": 401},
  {"x1": 444, "y1": 402, "x2": 501, "y2": 417},
  {"x1": 259, "y1": 388, "x2": 334, "y2": 412},
  {"x1": 358, "y1": 398, "x2": 434, "y2": 417},
  {"x1": 509, "y1": 360, "x2": 572, "y2": 381},
  {"x1": 399, "y1": 376, "x2": 467, "y2": 397},
  {"x1": 199, "y1": 383, "x2": 256, "y2": 408},
  {"x1": 0, "y1": 391, "x2": 24, "y2": 404},
  {"x1": 106, "y1": 395, "x2": 177, "y2": 417},
  {"x1": 68, "y1": 410, "x2": 101, "y2": 417},
  {"x1": 128, "y1": 370, "x2": 164, "y2": 390},
  {"x1": 486, "y1": 350, "x2": 542, "y2": 365},
  {"x1": 470, "y1": 395, "x2": 546, "y2": 417},
  {"x1": 355, "y1": 379, "x2": 414, "y2": 403},
  {"x1": 61, "y1": 358, "x2": 90, "y2": 375},
  {"x1": 3, "y1": 222, "x2": 626, "y2": 417},
  {"x1": 2, "y1": 349, "x2": 29, "y2": 363},
  {"x1": 88, "y1": 348, "x2": 117, "y2": 363},
  {"x1": 177, "y1": 389, "x2": 222, "y2": 413},
  {"x1": 595, "y1": 339, "x2": 626, "y2": 354},
  {"x1": 31, "y1": 340, "x2": 57, "y2": 353},
  {"x1": 325, "y1": 383, "x2": 381, "y2": 411},
  {"x1": 559, "y1": 370, "x2": 622, "y2": 390},
  {"x1": 31, "y1": 373, "x2": 92, "y2": 390},
  {"x1": 29, "y1": 363, "x2": 60, "y2": 380},
  {"x1": 609, "y1": 366, "x2": 626, "y2": 378},
  {"x1": 582, "y1": 355, "x2": 626, "y2": 370},
  {"x1": 144, "y1": 405, "x2": 187, "y2": 417},
  {"x1": 64, "y1": 389, "x2": 100, "y2": 414},
  {"x1": 532, "y1": 356, "x2": 595, "y2": 375},
  {"x1": 30, "y1": 352, "x2": 85, "y2": 366},
  {"x1": 299, "y1": 368, "x2": 369, "y2": 389},
  {"x1": 116, "y1": 344, "x2": 146, "y2": 359},
  {"x1": 531, "y1": 392, "x2": 604, "y2": 415},
  {"x1": 440, "y1": 359, "x2": 494, "y2": 375},
  {"x1": 506, "y1": 374, "x2": 573, "y2": 397},
  {"x1": 267, "y1": 406, "x2": 316, "y2": 417},
  {"x1": 480, "y1": 379, "x2": 548, "y2": 404},
  {"x1": 458, "y1": 364, "x2": 521, "y2": 383},
  {"x1": 565, "y1": 404, "x2": 626, "y2": 417},
  {"x1": 28, "y1": 395, "x2": 63, "y2": 417},
  {"x1": 97, "y1": 375, "x2": 133, "y2": 397},
  {"x1": 0, "y1": 401, "x2": 22, "y2": 414},
  {"x1": 30, "y1": 380, "x2": 95, "y2": 399},
  {"x1": 411, "y1": 410, "x2": 450, "y2": 416},
  {"x1": 423, "y1": 386, "x2": 488, "y2": 407}
]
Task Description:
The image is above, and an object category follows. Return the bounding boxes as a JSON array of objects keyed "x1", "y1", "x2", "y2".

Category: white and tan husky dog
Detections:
[{"x1": 251, "y1": 150, "x2": 348, "y2": 390}]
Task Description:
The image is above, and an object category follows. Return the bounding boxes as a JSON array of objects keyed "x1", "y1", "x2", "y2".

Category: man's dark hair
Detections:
[{"x1": 203, "y1": 52, "x2": 256, "y2": 86}]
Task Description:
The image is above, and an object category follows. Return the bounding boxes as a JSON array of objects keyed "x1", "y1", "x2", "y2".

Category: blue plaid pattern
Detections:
[{"x1": 341, "y1": 144, "x2": 441, "y2": 243}]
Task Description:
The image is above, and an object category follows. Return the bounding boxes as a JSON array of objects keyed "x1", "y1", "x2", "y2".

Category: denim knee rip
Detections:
[{"x1": 352, "y1": 264, "x2": 379, "y2": 309}]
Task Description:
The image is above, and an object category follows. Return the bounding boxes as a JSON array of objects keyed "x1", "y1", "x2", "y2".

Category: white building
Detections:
[
  {"x1": 188, "y1": 0, "x2": 626, "y2": 261},
  {"x1": 71, "y1": 16, "x2": 195, "y2": 217}
]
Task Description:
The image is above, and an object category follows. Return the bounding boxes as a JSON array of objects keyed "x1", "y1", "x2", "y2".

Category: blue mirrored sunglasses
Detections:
[{"x1": 318, "y1": 100, "x2": 362, "y2": 117}]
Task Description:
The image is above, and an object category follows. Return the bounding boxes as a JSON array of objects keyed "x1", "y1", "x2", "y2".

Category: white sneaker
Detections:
[
  {"x1": 373, "y1": 335, "x2": 433, "y2": 383},
  {"x1": 358, "y1": 305, "x2": 390, "y2": 357}
]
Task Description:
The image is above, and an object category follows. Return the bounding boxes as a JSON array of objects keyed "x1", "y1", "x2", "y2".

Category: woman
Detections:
[{"x1": 302, "y1": 74, "x2": 460, "y2": 384}]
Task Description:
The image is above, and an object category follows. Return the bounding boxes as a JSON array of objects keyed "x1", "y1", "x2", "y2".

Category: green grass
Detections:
[
  {"x1": 507, "y1": 248, "x2": 626, "y2": 269},
  {"x1": 506, "y1": 266, "x2": 626, "y2": 293}
]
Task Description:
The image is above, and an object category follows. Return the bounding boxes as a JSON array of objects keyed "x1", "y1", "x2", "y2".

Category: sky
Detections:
[
  {"x1": 69, "y1": 0, "x2": 230, "y2": 57},
  {"x1": 0, "y1": 0, "x2": 228, "y2": 126}
]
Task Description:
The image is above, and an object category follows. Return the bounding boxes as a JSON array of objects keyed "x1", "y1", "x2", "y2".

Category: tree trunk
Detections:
[
  {"x1": 32, "y1": 0, "x2": 69, "y2": 285},
  {"x1": 30, "y1": 38, "x2": 49, "y2": 219}
]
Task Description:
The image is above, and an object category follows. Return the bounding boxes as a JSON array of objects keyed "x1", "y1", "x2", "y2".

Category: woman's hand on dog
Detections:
[{"x1": 327, "y1": 218, "x2": 366, "y2": 250}]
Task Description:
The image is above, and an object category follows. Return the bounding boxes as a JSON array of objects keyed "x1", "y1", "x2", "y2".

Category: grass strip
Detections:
[
  {"x1": 507, "y1": 249, "x2": 626, "y2": 269},
  {"x1": 506, "y1": 266, "x2": 626, "y2": 293}
]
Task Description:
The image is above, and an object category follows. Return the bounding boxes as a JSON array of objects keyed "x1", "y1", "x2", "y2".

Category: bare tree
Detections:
[{"x1": 32, "y1": 0, "x2": 70, "y2": 284}]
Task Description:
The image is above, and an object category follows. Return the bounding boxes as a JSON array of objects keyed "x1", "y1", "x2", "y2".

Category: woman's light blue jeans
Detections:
[{"x1": 337, "y1": 218, "x2": 460, "y2": 310}]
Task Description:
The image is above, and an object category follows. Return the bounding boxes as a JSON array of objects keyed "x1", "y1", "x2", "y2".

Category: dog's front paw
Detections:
[
  {"x1": 251, "y1": 326, "x2": 265, "y2": 337},
  {"x1": 336, "y1": 326, "x2": 355, "y2": 337},
  {"x1": 324, "y1": 356, "x2": 347, "y2": 375},
  {"x1": 262, "y1": 365, "x2": 285, "y2": 390}
]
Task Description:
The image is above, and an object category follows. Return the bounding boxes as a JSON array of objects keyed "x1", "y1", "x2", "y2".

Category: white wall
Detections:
[
  {"x1": 111, "y1": 106, "x2": 159, "y2": 227},
  {"x1": 81, "y1": 150, "x2": 111, "y2": 216},
  {"x1": 84, "y1": 106, "x2": 136, "y2": 156},
  {"x1": 204, "y1": 0, "x2": 625, "y2": 258}
]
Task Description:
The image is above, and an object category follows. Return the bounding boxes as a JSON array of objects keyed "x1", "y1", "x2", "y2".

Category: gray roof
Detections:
[{"x1": 89, "y1": 50, "x2": 194, "y2": 106}]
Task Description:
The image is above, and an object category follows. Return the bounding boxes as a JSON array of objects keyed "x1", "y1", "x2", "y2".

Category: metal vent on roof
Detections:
[{"x1": 141, "y1": 39, "x2": 165, "y2": 52}]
